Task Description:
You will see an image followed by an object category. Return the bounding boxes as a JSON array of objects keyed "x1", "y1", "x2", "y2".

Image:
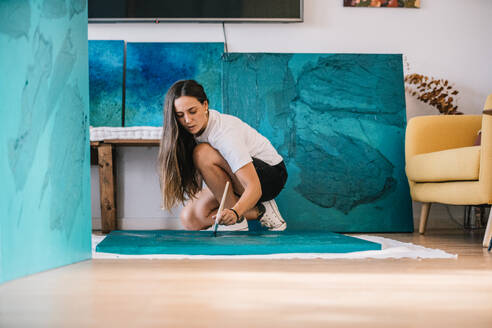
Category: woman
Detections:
[{"x1": 158, "y1": 80, "x2": 287, "y2": 231}]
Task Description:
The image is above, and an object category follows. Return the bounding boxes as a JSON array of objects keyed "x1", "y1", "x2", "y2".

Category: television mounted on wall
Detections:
[{"x1": 88, "y1": 0, "x2": 304, "y2": 23}]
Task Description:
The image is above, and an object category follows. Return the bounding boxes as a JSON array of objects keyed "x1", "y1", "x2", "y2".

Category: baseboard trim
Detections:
[{"x1": 92, "y1": 203, "x2": 466, "y2": 232}]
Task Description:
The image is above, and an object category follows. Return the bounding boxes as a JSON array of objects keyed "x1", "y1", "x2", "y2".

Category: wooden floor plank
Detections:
[{"x1": 1, "y1": 230, "x2": 491, "y2": 327}]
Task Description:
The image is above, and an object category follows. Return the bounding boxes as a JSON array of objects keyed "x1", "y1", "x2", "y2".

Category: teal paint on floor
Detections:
[{"x1": 96, "y1": 230, "x2": 381, "y2": 255}]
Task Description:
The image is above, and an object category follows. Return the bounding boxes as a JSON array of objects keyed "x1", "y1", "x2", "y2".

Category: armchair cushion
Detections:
[{"x1": 406, "y1": 146, "x2": 481, "y2": 182}]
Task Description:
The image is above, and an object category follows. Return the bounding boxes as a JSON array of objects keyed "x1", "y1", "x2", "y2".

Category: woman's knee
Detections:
[
  {"x1": 193, "y1": 143, "x2": 218, "y2": 169},
  {"x1": 179, "y1": 206, "x2": 203, "y2": 231}
]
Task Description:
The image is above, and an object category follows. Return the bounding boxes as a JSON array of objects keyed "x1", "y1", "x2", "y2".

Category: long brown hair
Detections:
[{"x1": 158, "y1": 80, "x2": 208, "y2": 210}]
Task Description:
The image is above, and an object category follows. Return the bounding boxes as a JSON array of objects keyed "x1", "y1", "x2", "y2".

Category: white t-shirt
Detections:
[{"x1": 194, "y1": 110, "x2": 283, "y2": 173}]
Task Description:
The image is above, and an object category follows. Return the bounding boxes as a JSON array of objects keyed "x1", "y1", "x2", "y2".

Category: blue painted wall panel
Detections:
[
  {"x1": 0, "y1": 0, "x2": 91, "y2": 284},
  {"x1": 89, "y1": 40, "x2": 124, "y2": 127},
  {"x1": 125, "y1": 42, "x2": 224, "y2": 126},
  {"x1": 223, "y1": 53, "x2": 413, "y2": 232}
]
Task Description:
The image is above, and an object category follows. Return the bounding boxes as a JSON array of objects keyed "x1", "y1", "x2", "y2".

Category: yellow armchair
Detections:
[{"x1": 405, "y1": 94, "x2": 492, "y2": 247}]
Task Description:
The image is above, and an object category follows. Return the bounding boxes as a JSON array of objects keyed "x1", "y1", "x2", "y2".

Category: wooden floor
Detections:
[{"x1": 1, "y1": 230, "x2": 491, "y2": 328}]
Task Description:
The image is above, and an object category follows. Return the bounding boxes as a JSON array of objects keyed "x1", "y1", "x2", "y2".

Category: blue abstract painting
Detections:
[
  {"x1": 89, "y1": 40, "x2": 124, "y2": 127},
  {"x1": 96, "y1": 230, "x2": 381, "y2": 255},
  {"x1": 223, "y1": 53, "x2": 413, "y2": 232},
  {"x1": 125, "y1": 42, "x2": 224, "y2": 126},
  {"x1": 0, "y1": 0, "x2": 91, "y2": 283}
]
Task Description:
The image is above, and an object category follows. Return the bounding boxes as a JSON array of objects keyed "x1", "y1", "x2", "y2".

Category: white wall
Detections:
[{"x1": 89, "y1": 0, "x2": 492, "y2": 230}]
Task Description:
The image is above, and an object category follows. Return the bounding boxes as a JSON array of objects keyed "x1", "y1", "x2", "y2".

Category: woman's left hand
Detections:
[{"x1": 213, "y1": 208, "x2": 237, "y2": 226}]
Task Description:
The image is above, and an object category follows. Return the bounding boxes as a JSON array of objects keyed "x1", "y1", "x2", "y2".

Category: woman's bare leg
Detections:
[
  {"x1": 192, "y1": 143, "x2": 259, "y2": 220},
  {"x1": 180, "y1": 187, "x2": 219, "y2": 230}
]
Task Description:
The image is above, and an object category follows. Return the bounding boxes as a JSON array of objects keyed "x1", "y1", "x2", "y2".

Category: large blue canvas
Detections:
[
  {"x1": 89, "y1": 40, "x2": 124, "y2": 127},
  {"x1": 96, "y1": 230, "x2": 381, "y2": 255},
  {"x1": 125, "y1": 42, "x2": 224, "y2": 126},
  {"x1": 223, "y1": 53, "x2": 413, "y2": 232},
  {"x1": 0, "y1": 0, "x2": 91, "y2": 283}
]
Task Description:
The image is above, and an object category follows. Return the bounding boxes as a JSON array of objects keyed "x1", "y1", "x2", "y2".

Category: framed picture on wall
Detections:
[{"x1": 343, "y1": 0, "x2": 420, "y2": 8}]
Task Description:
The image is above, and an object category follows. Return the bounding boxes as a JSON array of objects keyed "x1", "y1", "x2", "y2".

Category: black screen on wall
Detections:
[{"x1": 88, "y1": 0, "x2": 303, "y2": 22}]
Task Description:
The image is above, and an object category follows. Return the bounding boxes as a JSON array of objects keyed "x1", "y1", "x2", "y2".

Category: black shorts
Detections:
[{"x1": 252, "y1": 158, "x2": 288, "y2": 203}]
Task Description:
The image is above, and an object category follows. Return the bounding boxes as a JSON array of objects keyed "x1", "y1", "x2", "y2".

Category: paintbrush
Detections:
[{"x1": 213, "y1": 181, "x2": 230, "y2": 237}]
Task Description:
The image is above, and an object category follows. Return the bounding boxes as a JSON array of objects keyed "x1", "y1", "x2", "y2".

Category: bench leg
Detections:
[{"x1": 98, "y1": 143, "x2": 116, "y2": 233}]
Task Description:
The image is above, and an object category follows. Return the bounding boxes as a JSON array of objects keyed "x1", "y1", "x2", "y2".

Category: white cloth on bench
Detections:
[{"x1": 90, "y1": 126, "x2": 163, "y2": 141}]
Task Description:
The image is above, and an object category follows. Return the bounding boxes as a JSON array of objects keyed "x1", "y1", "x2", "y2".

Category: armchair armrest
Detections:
[{"x1": 405, "y1": 114, "x2": 482, "y2": 160}]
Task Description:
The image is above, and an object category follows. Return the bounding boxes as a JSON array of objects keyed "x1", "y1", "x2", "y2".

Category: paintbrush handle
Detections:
[{"x1": 215, "y1": 181, "x2": 230, "y2": 225}]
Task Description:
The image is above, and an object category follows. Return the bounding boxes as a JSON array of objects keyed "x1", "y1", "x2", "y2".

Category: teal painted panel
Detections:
[
  {"x1": 0, "y1": 0, "x2": 91, "y2": 284},
  {"x1": 125, "y1": 42, "x2": 224, "y2": 126},
  {"x1": 223, "y1": 53, "x2": 413, "y2": 232},
  {"x1": 89, "y1": 40, "x2": 124, "y2": 127},
  {"x1": 96, "y1": 230, "x2": 381, "y2": 255}
]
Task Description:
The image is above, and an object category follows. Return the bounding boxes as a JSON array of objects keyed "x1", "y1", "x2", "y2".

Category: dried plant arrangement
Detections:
[{"x1": 404, "y1": 73, "x2": 461, "y2": 115}]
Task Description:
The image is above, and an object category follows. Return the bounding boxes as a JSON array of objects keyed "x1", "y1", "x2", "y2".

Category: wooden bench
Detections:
[{"x1": 91, "y1": 139, "x2": 160, "y2": 233}]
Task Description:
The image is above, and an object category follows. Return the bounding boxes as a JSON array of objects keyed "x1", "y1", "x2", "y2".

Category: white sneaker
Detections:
[
  {"x1": 258, "y1": 199, "x2": 287, "y2": 231},
  {"x1": 203, "y1": 217, "x2": 249, "y2": 231}
]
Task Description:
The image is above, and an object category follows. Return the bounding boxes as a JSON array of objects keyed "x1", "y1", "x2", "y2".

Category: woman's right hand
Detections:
[{"x1": 212, "y1": 208, "x2": 238, "y2": 226}]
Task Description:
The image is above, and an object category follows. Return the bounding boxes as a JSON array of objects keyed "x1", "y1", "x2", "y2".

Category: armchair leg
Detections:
[
  {"x1": 419, "y1": 203, "x2": 432, "y2": 234},
  {"x1": 483, "y1": 209, "x2": 492, "y2": 248}
]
